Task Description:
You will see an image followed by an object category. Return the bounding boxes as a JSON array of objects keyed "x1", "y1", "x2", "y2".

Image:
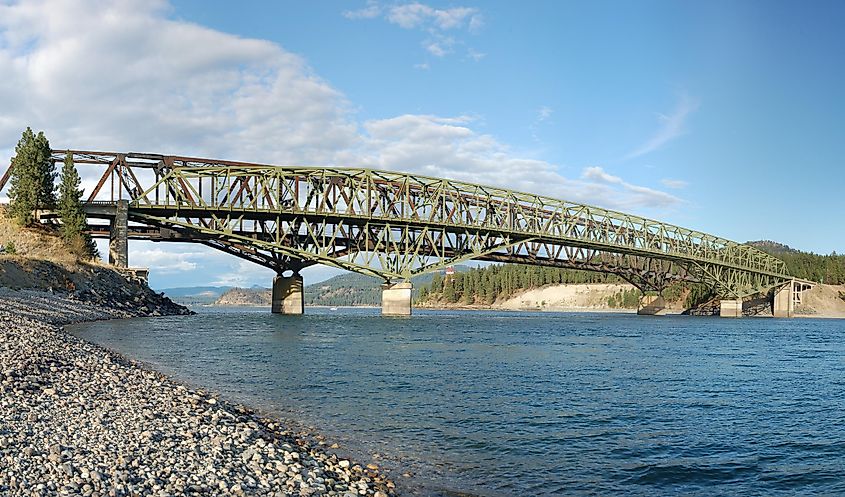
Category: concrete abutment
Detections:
[
  {"x1": 382, "y1": 282, "x2": 412, "y2": 316},
  {"x1": 719, "y1": 299, "x2": 743, "y2": 318},
  {"x1": 637, "y1": 295, "x2": 667, "y2": 315},
  {"x1": 272, "y1": 274, "x2": 304, "y2": 315},
  {"x1": 108, "y1": 200, "x2": 128, "y2": 268}
]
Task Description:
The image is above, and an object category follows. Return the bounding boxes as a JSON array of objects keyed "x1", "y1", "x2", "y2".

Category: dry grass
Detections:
[{"x1": 0, "y1": 207, "x2": 85, "y2": 264}]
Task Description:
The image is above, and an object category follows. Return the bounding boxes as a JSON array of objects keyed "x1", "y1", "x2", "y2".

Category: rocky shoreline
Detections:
[{"x1": 0, "y1": 288, "x2": 397, "y2": 497}]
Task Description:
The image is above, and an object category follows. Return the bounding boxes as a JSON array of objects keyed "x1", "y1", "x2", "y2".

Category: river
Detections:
[{"x1": 71, "y1": 308, "x2": 845, "y2": 496}]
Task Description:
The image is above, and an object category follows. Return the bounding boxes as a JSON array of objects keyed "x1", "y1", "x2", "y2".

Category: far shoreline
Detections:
[{"x1": 198, "y1": 302, "x2": 845, "y2": 319}]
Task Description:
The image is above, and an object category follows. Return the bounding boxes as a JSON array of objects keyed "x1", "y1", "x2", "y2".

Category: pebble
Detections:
[{"x1": 0, "y1": 287, "x2": 398, "y2": 497}]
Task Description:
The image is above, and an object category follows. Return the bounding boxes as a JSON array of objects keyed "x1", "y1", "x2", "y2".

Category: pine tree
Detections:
[
  {"x1": 8, "y1": 128, "x2": 56, "y2": 225},
  {"x1": 58, "y1": 152, "x2": 96, "y2": 259}
]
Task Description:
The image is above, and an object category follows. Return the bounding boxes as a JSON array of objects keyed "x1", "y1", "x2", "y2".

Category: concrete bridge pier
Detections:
[
  {"x1": 720, "y1": 299, "x2": 743, "y2": 318},
  {"x1": 272, "y1": 273, "x2": 304, "y2": 314},
  {"x1": 637, "y1": 294, "x2": 667, "y2": 315},
  {"x1": 382, "y1": 281, "x2": 412, "y2": 316},
  {"x1": 108, "y1": 200, "x2": 129, "y2": 268},
  {"x1": 773, "y1": 279, "x2": 813, "y2": 318}
]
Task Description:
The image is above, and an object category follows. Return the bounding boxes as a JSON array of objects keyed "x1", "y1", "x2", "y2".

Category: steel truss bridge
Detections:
[{"x1": 0, "y1": 150, "x2": 791, "y2": 300}]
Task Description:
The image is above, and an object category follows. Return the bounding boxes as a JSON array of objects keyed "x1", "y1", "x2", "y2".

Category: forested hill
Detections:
[
  {"x1": 304, "y1": 270, "x2": 441, "y2": 306},
  {"x1": 747, "y1": 241, "x2": 845, "y2": 284},
  {"x1": 416, "y1": 241, "x2": 845, "y2": 308},
  {"x1": 417, "y1": 265, "x2": 643, "y2": 306}
]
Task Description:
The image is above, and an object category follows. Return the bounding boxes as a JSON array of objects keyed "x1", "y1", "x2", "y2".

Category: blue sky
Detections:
[{"x1": 0, "y1": 0, "x2": 843, "y2": 288}]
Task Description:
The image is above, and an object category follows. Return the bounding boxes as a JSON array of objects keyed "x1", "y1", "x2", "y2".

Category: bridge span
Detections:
[{"x1": 0, "y1": 150, "x2": 803, "y2": 316}]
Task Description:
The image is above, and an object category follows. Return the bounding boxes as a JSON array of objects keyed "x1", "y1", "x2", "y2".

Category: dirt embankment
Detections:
[
  {"x1": 423, "y1": 282, "x2": 845, "y2": 318},
  {"x1": 499, "y1": 283, "x2": 667, "y2": 312},
  {"x1": 795, "y1": 284, "x2": 845, "y2": 318},
  {"x1": 0, "y1": 208, "x2": 189, "y2": 316},
  {"x1": 421, "y1": 283, "x2": 686, "y2": 313}
]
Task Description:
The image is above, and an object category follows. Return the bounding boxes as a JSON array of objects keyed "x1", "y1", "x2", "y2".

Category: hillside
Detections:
[
  {"x1": 159, "y1": 286, "x2": 231, "y2": 305},
  {"x1": 415, "y1": 264, "x2": 691, "y2": 309},
  {"x1": 210, "y1": 269, "x2": 452, "y2": 307},
  {"x1": 215, "y1": 286, "x2": 271, "y2": 306},
  {"x1": 0, "y1": 209, "x2": 188, "y2": 315},
  {"x1": 0, "y1": 208, "x2": 81, "y2": 263},
  {"x1": 748, "y1": 240, "x2": 845, "y2": 284}
]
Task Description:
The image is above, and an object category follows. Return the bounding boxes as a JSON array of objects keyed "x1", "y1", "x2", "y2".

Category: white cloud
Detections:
[
  {"x1": 385, "y1": 3, "x2": 480, "y2": 30},
  {"x1": 211, "y1": 260, "x2": 274, "y2": 287},
  {"x1": 349, "y1": 115, "x2": 681, "y2": 210},
  {"x1": 661, "y1": 178, "x2": 689, "y2": 189},
  {"x1": 529, "y1": 106, "x2": 553, "y2": 142},
  {"x1": 466, "y1": 48, "x2": 485, "y2": 61},
  {"x1": 130, "y1": 247, "x2": 205, "y2": 274},
  {"x1": 626, "y1": 93, "x2": 700, "y2": 159},
  {"x1": 424, "y1": 37, "x2": 453, "y2": 57},
  {"x1": 342, "y1": 0, "x2": 381, "y2": 20},
  {"x1": 0, "y1": 0, "x2": 358, "y2": 172},
  {"x1": 582, "y1": 166, "x2": 682, "y2": 209},
  {"x1": 0, "y1": 0, "x2": 684, "y2": 287},
  {"x1": 344, "y1": 1, "x2": 483, "y2": 61},
  {"x1": 537, "y1": 106, "x2": 553, "y2": 122}
]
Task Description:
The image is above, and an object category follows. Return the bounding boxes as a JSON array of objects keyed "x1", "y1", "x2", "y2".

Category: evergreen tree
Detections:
[
  {"x1": 58, "y1": 152, "x2": 96, "y2": 258},
  {"x1": 442, "y1": 279, "x2": 457, "y2": 303},
  {"x1": 8, "y1": 128, "x2": 56, "y2": 225}
]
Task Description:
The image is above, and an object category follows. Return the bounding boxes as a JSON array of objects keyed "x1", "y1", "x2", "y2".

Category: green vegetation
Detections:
[
  {"x1": 8, "y1": 128, "x2": 55, "y2": 226},
  {"x1": 418, "y1": 264, "x2": 623, "y2": 305},
  {"x1": 605, "y1": 288, "x2": 641, "y2": 309},
  {"x1": 304, "y1": 271, "x2": 437, "y2": 307},
  {"x1": 684, "y1": 283, "x2": 716, "y2": 308},
  {"x1": 749, "y1": 241, "x2": 845, "y2": 284},
  {"x1": 3, "y1": 240, "x2": 16, "y2": 255},
  {"x1": 417, "y1": 264, "x2": 723, "y2": 309},
  {"x1": 58, "y1": 152, "x2": 97, "y2": 259},
  {"x1": 416, "y1": 242, "x2": 844, "y2": 309}
]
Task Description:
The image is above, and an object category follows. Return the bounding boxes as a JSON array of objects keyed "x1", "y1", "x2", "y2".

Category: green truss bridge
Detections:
[{"x1": 0, "y1": 150, "x2": 805, "y2": 316}]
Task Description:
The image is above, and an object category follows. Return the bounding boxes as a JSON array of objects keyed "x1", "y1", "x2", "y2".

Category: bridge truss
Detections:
[{"x1": 1, "y1": 150, "x2": 792, "y2": 298}]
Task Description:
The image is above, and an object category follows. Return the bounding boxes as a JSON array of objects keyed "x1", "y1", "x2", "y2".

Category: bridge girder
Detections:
[{"x1": 3, "y1": 150, "x2": 792, "y2": 298}]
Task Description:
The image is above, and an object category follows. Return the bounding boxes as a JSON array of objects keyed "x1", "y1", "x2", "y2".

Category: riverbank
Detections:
[{"x1": 0, "y1": 288, "x2": 396, "y2": 497}]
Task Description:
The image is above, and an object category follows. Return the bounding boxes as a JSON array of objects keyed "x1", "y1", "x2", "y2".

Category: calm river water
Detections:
[{"x1": 72, "y1": 308, "x2": 845, "y2": 496}]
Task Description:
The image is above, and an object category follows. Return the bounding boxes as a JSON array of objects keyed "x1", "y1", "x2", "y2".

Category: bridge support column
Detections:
[
  {"x1": 382, "y1": 281, "x2": 412, "y2": 316},
  {"x1": 108, "y1": 200, "x2": 128, "y2": 268},
  {"x1": 719, "y1": 299, "x2": 743, "y2": 318},
  {"x1": 272, "y1": 274, "x2": 304, "y2": 315},
  {"x1": 774, "y1": 280, "x2": 796, "y2": 318},
  {"x1": 637, "y1": 295, "x2": 666, "y2": 315}
]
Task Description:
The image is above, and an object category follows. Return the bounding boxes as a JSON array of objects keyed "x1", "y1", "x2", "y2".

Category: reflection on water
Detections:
[{"x1": 72, "y1": 308, "x2": 845, "y2": 496}]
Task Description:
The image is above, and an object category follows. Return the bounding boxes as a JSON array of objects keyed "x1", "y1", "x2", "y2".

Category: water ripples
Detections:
[{"x1": 72, "y1": 309, "x2": 845, "y2": 496}]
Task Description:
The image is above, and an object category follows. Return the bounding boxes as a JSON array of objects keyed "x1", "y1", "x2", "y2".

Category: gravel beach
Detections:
[{"x1": 0, "y1": 288, "x2": 397, "y2": 497}]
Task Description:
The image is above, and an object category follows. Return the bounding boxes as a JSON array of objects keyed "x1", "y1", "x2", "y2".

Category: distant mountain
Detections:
[
  {"x1": 304, "y1": 266, "x2": 467, "y2": 306},
  {"x1": 204, "y1": 266, "x2": 470, "y2": 307},
  {"x1": 158, "y1": 286, "x2": 231, "y2": 304}
]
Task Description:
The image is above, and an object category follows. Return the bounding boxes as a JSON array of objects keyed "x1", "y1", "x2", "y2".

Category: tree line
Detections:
[
  {"x1": 768, "y1": 252, "x2": 845, "y2": 285},
  {"x1": 5, "y1": 127, "x2": 97, "y2": 259},
  {"x1": 417, "y1": 265, "x2": 625, "y2": 305}
]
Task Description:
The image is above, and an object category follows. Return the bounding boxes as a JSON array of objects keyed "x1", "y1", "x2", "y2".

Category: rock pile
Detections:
[
  {"x1": 0, "y1": 259, "x2": 192, "y2": 317},
  {"x1": 0, "y1": 290, "x2": 397, "y2": 496}
]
